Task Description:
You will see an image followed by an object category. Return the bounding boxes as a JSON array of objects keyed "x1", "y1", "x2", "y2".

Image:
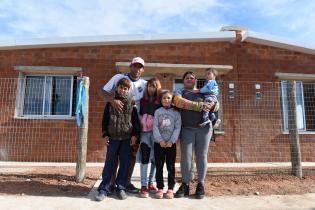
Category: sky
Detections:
[{"x1": 0, "y1": 0, "x2": 314, "y2": 46}]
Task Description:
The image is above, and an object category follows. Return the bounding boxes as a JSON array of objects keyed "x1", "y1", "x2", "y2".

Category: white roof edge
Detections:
[
  {"x1": 116, "y1": 62, "x2": 233, "y2": 77},
  {"x1": 0, "y1": 31, "x2": 235, "y2": 50},
  {"x1": 116, "y1": 62, "x2": 233, "y2": 70},
  {"x1": 243, "y1": 31, "x2": 315, "y2": 55},
  {"x1": 14, "y1": 66, "x2": 82, "y2": 72},
  {"x1": 275, "y1": 72, "x2": 315, "y2": 81}
]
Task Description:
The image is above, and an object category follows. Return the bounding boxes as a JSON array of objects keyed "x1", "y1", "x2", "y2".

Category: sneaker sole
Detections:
[
  {"x1": 117, "y1": 195, "x2": 128, "y2": 200},
  {"x1": 165, "y1": 195, "x2": 174, "y2": 199},
  {"x1": 195, "y1": 194, "x2": 204, "y2": 199},
  {"x1": 95, "y1": 196, "x2": 106, "y2": 201},
  {"x1": 117, "y1": 191, "x2": 128, "y2": 200},
  {"x1": 155, "y1": 191, "x2": 164, "y2": 199},
  {"x1": 140, "y1": 194, "x2": 149, "y2": 198},
  {"x1": 126, "y1": 190, "x2": 139, "y2": 194},
  {"x1": 174, "y1": 193, "x2": 189, "y2": 198}
]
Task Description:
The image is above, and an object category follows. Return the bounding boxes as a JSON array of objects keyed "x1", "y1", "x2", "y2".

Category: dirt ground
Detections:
[
  {"x1": 0, "y1": 167, "x2": 102, "y2": 197},
  {"x1": 1, "y1": 166, "x2": 315, "y2": 197}
]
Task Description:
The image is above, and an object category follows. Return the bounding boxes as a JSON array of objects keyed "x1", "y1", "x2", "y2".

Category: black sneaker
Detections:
[
  {"x1": 95, "y1": 192, "x2": 106, "y2": 201},
  {"x1": 195, "y1": 183, "x2": 205, "y2": 199},
  {"x1": 116, "y1": 189, "x2": 127, "y2": 200},
  {"x1": 107, "y1": 184, "x2": 115, "y2": 196},
  {"x1": 126, "y1": 183, "x2": 139, "y2": 194},
  {"x1": 174, "y1": 183, "x2": 189, "y2": 198}
]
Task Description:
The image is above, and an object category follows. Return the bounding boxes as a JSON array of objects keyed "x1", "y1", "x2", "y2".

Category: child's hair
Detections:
[
  {"x1": 205, "y1": 68, "x2": 218, "y2": 77},
  {"x1": 143, "y1": 77, "x2": 162, "y2": 101},
  {"x1": 160, "y1": 89, "x2": 180, "y2": 111},
  {"x1": 159, "y1": 89, "x2": 173, "y2": 103},
  {"x1": 116, "y1": 78, "x2": 131, "y2": 89}
]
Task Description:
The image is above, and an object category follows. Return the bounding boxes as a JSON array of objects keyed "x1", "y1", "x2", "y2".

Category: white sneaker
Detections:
[
  {"x1": 213, "y1": 119, "x2": 221, "y2": 129},
  {"x1": 199, "y1": 119, "x2": 211, "y2": 127}
]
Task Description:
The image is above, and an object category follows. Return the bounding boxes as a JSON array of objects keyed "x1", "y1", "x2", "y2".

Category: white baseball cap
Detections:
[{"x1": 130, "y1": 57, "x2": 145, "y2": 67}]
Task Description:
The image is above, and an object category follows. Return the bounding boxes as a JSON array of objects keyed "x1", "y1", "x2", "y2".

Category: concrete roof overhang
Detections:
[{"x1": 116, "y1": 62, "x2": 233, "y2": 78}]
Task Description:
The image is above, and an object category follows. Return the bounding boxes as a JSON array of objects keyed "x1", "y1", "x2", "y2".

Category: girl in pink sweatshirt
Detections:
[{"x1": 139, "y1": 77, "x2": 161, "y2": 198}]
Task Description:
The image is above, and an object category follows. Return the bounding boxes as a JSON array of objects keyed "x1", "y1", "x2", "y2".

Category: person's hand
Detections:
[
  {"x1": 208, "y1": 101, "x2": 216, "y2": 111},
  {"x1": 130, "y1": 136, "x2": 137, "y2": 146},
  {"x1": 201, "y1": 101, "x2": 212, "y2": 112},
  {"x1": 166, "y1": 142, "x2": 173, "y2": 147},
  {"x1": 104, "y1": 136, "x2": 110, "y2": 146},
  {"x1": 160, "y1": 140, "x2": 167, "y2": 148},
  {"x1": 110, "y1": 99, "x2": 124, "y2": 113}
]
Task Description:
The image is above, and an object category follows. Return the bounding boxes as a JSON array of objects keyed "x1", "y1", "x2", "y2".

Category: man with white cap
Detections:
[
  {"x1": 101, "y1": 56, "x2": 147, "y2": 195},
  {"x1": 103, "y1": 57, "x2": 146, "y2": 112}
]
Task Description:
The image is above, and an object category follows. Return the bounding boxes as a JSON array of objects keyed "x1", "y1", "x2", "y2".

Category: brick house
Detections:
[{"x1": 0, "y1": 26, "x2": 315, "y2": 163}]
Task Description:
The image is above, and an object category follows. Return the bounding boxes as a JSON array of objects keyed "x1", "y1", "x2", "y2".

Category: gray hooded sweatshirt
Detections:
[{"x1": 153, "y1": 107, "x2": 181, "y2": 144}]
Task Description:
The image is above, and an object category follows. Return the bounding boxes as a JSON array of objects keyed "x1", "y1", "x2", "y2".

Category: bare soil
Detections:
[
  {"x1": 1, "y1": 166, "x2": 315, "y2": 197},
  {"x1": 0, "y1": 167, "x2": 102, "y2": 197},
  {"x1": 192, "y1": 173, "x2": 315, "y2": 196}
]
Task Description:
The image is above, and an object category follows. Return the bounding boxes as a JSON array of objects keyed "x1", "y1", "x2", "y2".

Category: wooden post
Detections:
[
  {"x1": 76, "y1": 77, "x2": 89, "y2": 183},
  {"x1": 287, "y1": 80, "x2": 302, "y2": 178}
]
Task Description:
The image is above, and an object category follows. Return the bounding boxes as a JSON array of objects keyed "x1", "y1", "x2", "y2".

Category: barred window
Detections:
[
  {"x1": 16, "y1": 75, "x2": 76, "y2": 118},
  {"x1": 281, "y1": 81, "x2": 315, "y2": 132}
]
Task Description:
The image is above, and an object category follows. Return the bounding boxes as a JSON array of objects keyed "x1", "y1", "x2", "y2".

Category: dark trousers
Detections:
[
  {"x1": 98, "y1": 138, "x2": 131, "y2": 195},
  {"x1": 109, "y1": 143, "x2": 139, "y2": 185},
  {"x1": 154, "y1": 142, "x2": 176, "y2": 190}
]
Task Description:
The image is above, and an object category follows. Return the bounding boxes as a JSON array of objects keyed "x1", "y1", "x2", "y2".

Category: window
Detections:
[
  {"x1": 173, "y1": 78, "x2": 184, "y2": 91},
  {"x1": 16, "y1": 75, "x2": 75, "y2": 118},
  {"x1": 281, "y1": 81, "x2": 315, "y2": 132},
  {"x1": 172, "y1": 79, "x2": 208, "y2": 92},
  {"x1": 173, "y1": 78, "x2": 224, "y2": 131}
]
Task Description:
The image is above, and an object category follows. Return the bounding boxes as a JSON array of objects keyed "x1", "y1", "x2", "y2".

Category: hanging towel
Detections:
[{"x1": 75, "y1": 79, "x2": 86, "y2": 126}]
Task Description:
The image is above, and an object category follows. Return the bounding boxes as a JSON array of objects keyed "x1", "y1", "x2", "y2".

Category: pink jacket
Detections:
[{"x1": 140, "y1": 114, "x2": 154, "y2": 132}]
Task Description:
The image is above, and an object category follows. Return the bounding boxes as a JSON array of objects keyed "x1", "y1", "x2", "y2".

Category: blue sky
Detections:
[{"x1": 0, "y1": 0, "x2": 314, "y2": 46}]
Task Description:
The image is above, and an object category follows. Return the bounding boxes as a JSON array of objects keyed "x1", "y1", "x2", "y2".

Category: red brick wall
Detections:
[{"x1": 0, "y1": 41, "x2": 315, "y2": 162}]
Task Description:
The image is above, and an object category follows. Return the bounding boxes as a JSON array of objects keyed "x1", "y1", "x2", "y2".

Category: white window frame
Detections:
[
  {"x1": 280, "y1": 80, "x2": 315, "y2": 133},
  {"x1": 15, "y1": 73, "x2": 75, "y2": 119}
]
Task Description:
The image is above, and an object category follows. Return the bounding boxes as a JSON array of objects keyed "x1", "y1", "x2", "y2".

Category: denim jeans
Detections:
[
  {"x1": 140, "y1": 162, "x2": 156, "y2": 187},
  {"x1": 98, "y1": 138, "x2": 131, "y2": 195},
  {"x1": 139, "y1": 131, "x2": 156, "y2": 186}
]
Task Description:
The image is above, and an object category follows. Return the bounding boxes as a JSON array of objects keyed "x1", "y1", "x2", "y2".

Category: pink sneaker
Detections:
[
  {"x1": 165, "y1": 189, "x2": 174, "y2": 199},
  {"x1": 155, "y1": 189, "x2": 163, "y2": 199},
  {"x1": 140, "y1": 186, "x2": 149, "y2": 198},
  {"x1": 148, "y1": 182, "x2": 157, "y2": 193}
]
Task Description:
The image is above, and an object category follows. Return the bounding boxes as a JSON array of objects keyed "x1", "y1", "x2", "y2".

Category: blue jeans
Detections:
[
  {"x1": 139, "y1": 132, "x2": 156, "y2": 187},
  {"x1": 202, "y1": 111, "x2": 216, "y2": 122},
  {"x1": 202, "y1": 97, "x2": 217, "y2": 122},
  {"x1": 140, "y1": 162, "x2": 156, "y2": 187},
  {"x1": 98, "y1": 138, "x2": 131, "y2": 195}
]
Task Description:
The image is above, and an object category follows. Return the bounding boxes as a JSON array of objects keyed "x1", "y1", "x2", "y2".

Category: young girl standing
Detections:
[
  {"x1": 139, "y1": 78, "x2": 161, "y2": 198},
  {"x1": 153, "y1": 90, "x2": 181, "y2": 199}
]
